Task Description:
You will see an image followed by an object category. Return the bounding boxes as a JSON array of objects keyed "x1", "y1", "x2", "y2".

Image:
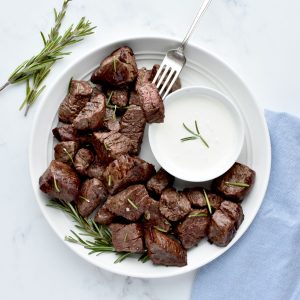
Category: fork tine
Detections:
[
  {"x1": 152, "y1": 64, "x2": 165, "y2": 85},
  {"x1": 159, "y1": 68, "x2": 176, "y2": 96},
  {"x1": 156, "y1": 65, "x2": 171, "y2": 89},
  {"x1": 161, "y1": 71, "x2": 179, "y2": 99}
]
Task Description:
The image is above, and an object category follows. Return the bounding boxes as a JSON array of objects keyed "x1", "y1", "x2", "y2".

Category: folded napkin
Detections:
[{"x1": 191, "y1": 110, "x2": 300, "y2": 300}]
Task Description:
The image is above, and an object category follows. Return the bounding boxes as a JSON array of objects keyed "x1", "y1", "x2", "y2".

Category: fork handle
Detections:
[{"x1": 180, "y1": 0, "x2": 213, "y2": 50}]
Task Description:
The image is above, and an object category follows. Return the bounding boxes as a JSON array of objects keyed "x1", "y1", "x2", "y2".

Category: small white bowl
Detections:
[{"x1": 148, "y1": 86, "x2": 245, "y2": 182}]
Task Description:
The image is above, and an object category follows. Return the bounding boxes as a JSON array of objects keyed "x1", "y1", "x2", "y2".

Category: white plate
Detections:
[{"x1": 29, "y1": 37, "x2": 271, "y2": 278}]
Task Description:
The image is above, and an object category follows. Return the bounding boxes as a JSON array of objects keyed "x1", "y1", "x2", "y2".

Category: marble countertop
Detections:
[{"x1": 1, "y1": 0, "x2": 300, "y2": 299}]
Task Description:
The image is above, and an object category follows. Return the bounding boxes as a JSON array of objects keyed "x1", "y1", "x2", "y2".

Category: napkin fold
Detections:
[{"x1": 191, "y1": 110, "x2": 300, "y2": 300}]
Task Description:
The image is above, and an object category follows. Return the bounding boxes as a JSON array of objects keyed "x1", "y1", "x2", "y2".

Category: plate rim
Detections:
[{"x1": 29, "y1": 35, "x2": 271, "y2": 278}]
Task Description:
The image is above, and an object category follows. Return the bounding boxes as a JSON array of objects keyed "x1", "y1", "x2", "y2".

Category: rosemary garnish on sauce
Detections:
[
  {"x1": 0, "y1": 0, "x2": 96, "y2": 115},
  {"x1": 127, "y1": 198, "x2": 138, "y2": 210},
  {"x1": 181, "y1": 121, "x2": 209, "y2": 148},
  {"x1": 203, "y1": 189, "x2": 212, "y2": 214},
  {"x1": 225, "y1": 181, "x2": 250, "y2": 188}
]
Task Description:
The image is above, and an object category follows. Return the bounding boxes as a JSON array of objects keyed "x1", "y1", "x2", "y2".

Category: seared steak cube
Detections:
[
  {"x1": 105, "y1": 185, "x2": 150, "y2": 221},
  {"x1": 137, "y1": 82, "x2": 164, "y2": 123},
  {"x1": 213, "y1": 162, "x2": 255, "y2": 201},
  {"x1": 39, "y1": 160, "x2": 80, "y2": 202},
  {"x1": 109, "y1": 223, "x2": 144, "y2": 253},
  {"x1": 220, "y1": 200, "x2": 244, "y2": 229},
  {"x1": 144, "y1": 198, "x2": 171, "y2": 233},
  {"x1": 92, "y1": 131, "x2": 133, "y2": 163},
  {"x1": 120, "y1": 105, "x2": 146, "y2": 154},
  {"x1": 129, "y1": 90, "x2": 141, "y2": 106},
  {"x1": 94, "y1": 203, "x2": 115, "y2": 225},
  {"x1": 54, "y1": 141, "x2": 79, "y2": 164},
  {"x1": 52, "y1": 124, "x2": 78, "y2": 142},
  {"x1": 76, "y1": 178, "x2": 107, "y2": 217},
  {"x1": 73, "y1": 92, "x2": 106, "y2": 131},
  {"x1": 74, "y1": 148, "x2": 94, "y2": 176},
  {"x1": 91, "y1": 46, "x2": 138, "y2": 87},
  {"x1": 159, "y1": 188, "x2": 191, "y2": 222},
  {"x1": 150, "y1": 64, "x2": 182, "y2": 94},
  {"x1": 135, "y1": 67, "x2": 152, "y2": 90},
  {"x1": 145, "y1": 227, "x2": 187, "y2": 267},
  {"x1": 102, "y1": 108, "x2": 121, "y2": 132},
  {"x1": 103, "y1": 154, "x2": 155, "y2": 194},
  {"x1": 107, "y1": 89, "x2": 129, "y2": 107},
  {"x1": 175, "y1": 209, "x2": 210, "y2": 249},
  {"x1": 58, "y1": 80, "x2": 93, "y2": 123},
  {"x1": 86, "y1": 157, "x2": 106, "y2": 180},
  {"x1": 184, "y1": 188, "x2": 223, "y2": 210},
  {"x1": 146, "y1": 168, "x2": 174, "y2": 196},
  {"x1": 208, "y1": 210, "x2": 236, "y2": 247}
]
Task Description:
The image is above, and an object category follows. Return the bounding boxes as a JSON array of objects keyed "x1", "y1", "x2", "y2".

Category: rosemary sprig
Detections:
[
  {"x1": 63, "y1": 147, "x2": 74, "y2": 164},
  {"x1": 154, "y1": 226, "x2": 168, "y2": 233},
  {"x1": 107, "y1": 175, "x2": 112, "y2": 187},
  {"x1": 181, "y1": 121, "x2": 209, "y2": 148},
  {"x1": 225, "y1": 181, "x2": 250, "y2": 188},
  {"x1": 104, "y1": 143, "x2": 110, "y2": 151},
  {"x1": 0, "y1": 0, "x2": 96, "y2": 115},
  {"x1": 53, "y1": 176, "x2": 60, "y2": 193},
  {"x1": 188, "y1": 213, "x2": 208, "y2": 218},
  {"x1": 114, "y1": 252, "x2": 131, "y2": 263},
  {"x1": 203, "y1": 189, "x2": 212, "y2": 215},
  {"x1": 79, "y1": 195, "x2": 90, "y2": 203},
  {"x1": 127, "y1": 198, "x2": 138, "y2": 210},
  {"x1": 138, "y1": 253, "x2": 150, "y2": 263},
  {"x1": 124, "y1": 233, "x2": 128, "y2": 242}
]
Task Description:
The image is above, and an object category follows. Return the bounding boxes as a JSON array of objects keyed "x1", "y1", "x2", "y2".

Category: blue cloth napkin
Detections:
[{"x1": 191, "y1": 110, "x2": 300, "y2": 300}]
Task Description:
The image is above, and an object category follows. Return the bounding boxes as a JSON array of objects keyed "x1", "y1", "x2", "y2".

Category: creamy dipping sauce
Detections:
[{"x1": 149, "y1": 87, "x2": 244, "y2": 182}]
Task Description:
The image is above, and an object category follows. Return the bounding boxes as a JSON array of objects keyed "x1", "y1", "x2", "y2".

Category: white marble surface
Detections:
[{"x1": 1, "y1": 0, "x2": 300, "y2": 299}]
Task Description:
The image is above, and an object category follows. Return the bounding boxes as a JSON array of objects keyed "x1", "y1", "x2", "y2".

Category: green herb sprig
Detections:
[
  {"x1": 181, "y1": 121, "x2": 209, "y2": 148},
  {"x1": 225, "y1": 181, "x2": 250, "y2": 188},
  {"x1": 0, "y1": 0, "x2": 96, "y2": 115},
  {"x1": 188, "y1": 212, "x2": 208, "y2": 218},
  {"x1": 47, "y1": 199, "x2": 150, "y2": 264},
  {"x1": 203, "y1": 189, "x2": 212, "y2": 215}
]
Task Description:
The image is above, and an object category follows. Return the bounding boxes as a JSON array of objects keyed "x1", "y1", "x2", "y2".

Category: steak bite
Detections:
[
  {"x1": 213, "y1": 162, "x2": 255, "y2": 202},
  {"x1": 135, "y1": 67, "x2": 152, "y2": 90},
  {"x1": 92, "y1": 131, "x2": 133, "y2": 163},
  {"x1": 54, "y1": 141, "x2": 79, "y2": 164},
  {"x1": 208, "y1": 201, "x2": 244, "y2": 247},
  {"x1": 109, "y1": 223, "x2": 144, "y2": 253},
  {"x1": 175, "y1": 209, "x2": 210, "y2": 249},
  {"x1": 146, "y1": 168, "x2": 174, "y2": 197},
  {"x1": 145, "y1": 227, "x2": 187, "y2": 267},
  {"x1": 159, "y1": 188, "x2": 191, "y2": 222},
  {"x1": 137, "y1": 82, "x2": 164, "y2": 123},
  {"x1": 91, "y1": 46, "x2": 138, "y2": 87},
  {"x1": 102, "y1": 108, "x2": 121, "y2": 132},
  {"x1": 76, "y1": 178, "x2": 108, "y2": 217},
  {"x1": 184, "y1": 188, "x2": 223, "y2": 210},
  {"x1": 144, "y1": 198, "x2": 171, "y2": 233},
  {"x1": 52, "y1": 124, "x2": 78, "y2": 142},
  {"x1": 39, "y1": 160, "x2": 80, "y2": 202},
  {"x1": 129, "y1": 90, "x2": 141, "y2": 106},
  {"x1": 86, "y1": 157, "x2": 107, "y2": 180},
  {"x1": 220, "y1": 200, "x2": 244, "y2": 229},
  {"x1": 107, "y1": 89, "x2": 129, "y2": 107},
  {"x1": 74, "y1": 148, "x2": 94, "y2": 176},
  {"x1": 94, "y1": 203, "x2": 115, "y2": 225},
  {"x1": 105, "y1": 184, "x2": 150, "y2": 221},
  {"x1": 120, "y1": 105, "x2": 146, "y2": 155},
  {"x1": 103, "y1": 154, "x2": 155, "y2": 194},
  {"x1": 207, "y1": 210, "x2": 236, "y2": 247},
  {"x1": 58, "y1": 80, "x2": 93, "y2": 123},
  {"x1": 73, "y1": 92, "x2": 106, "y2": 131}
]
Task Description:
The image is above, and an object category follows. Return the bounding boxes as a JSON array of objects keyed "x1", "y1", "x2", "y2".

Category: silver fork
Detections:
[{"x1": 152, "y1": 0, "x2": 213, "y2": 99}]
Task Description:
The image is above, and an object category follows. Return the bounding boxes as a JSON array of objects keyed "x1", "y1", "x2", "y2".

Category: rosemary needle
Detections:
[
  {"x1": 188, "y1": 213, "x2": 208, "y2": 218},
  {"x1": 203, "y1": 189, "x2": 212, "y2": 215},
  {"x1": 225, "y1": 181, "x2": 250, "y2": 188},
  {"x1": 127, "y1": 198, "x2": 138, "y2": 210}
]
